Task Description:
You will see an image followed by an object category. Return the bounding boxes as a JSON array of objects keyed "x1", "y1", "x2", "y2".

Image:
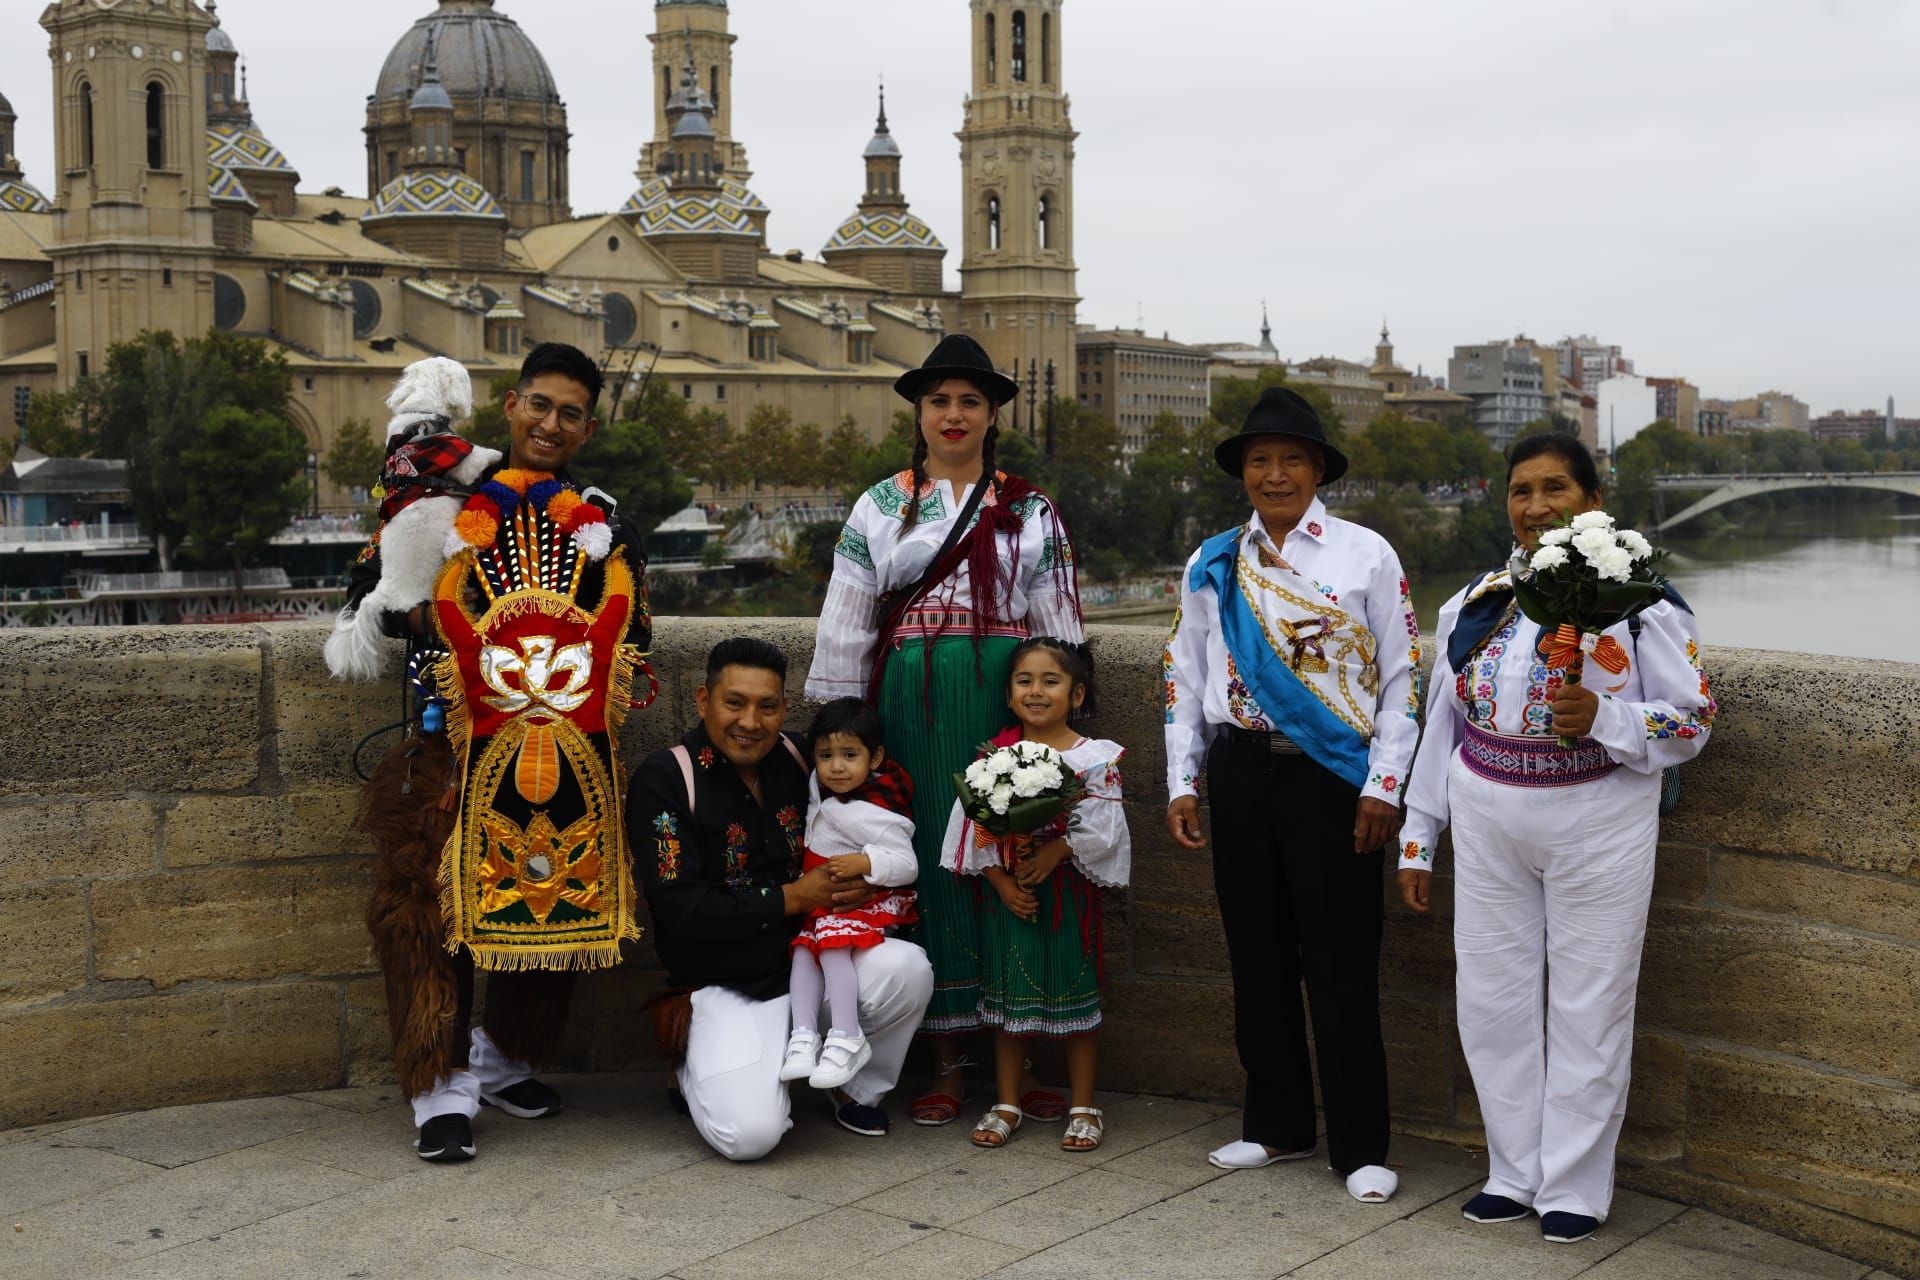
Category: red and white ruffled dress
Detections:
[{"x1": 793, "y1": 759, "x2": 920, "y2": 953}]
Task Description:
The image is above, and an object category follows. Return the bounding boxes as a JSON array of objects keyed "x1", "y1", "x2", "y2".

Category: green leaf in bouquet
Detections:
[{"x1": 1510, "y1": 569, "x2": 1568, "y2": 629}]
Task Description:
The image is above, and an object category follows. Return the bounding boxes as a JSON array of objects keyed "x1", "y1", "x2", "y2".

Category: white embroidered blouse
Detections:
[
  {"x1": 938, "y1": 736, "x2": 1132, "y2": 889},
  {"x1": 805, "y1": 471, "x2": 1084, "y2": 700},
  {"x1": 1161, "y1": 498, "x2": 1422, "y2": 808},
  {"x1": 803, "y1": 774, "x2": 919, "y2": 888},
  {"x1": 1396, "y1": 571, "x2": 1716, "y2": 871}
]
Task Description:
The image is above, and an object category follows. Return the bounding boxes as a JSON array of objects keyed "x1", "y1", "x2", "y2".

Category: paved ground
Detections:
[{"x1": 0, "y1": 1074, "x2": 1894, "y2": 1280}]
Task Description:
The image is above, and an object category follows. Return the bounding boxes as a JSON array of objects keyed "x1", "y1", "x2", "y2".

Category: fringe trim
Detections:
[{"x1": 467, "y1": 939, "x2": 630, "y2": 973}]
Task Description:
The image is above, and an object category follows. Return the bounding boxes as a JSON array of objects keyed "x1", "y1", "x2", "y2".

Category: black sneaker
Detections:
[
  {"x1": 480, "y1": 1078, "x2": 562, "y2": 1119},
  {"x1": 1541, "y1": 1211, "x2": 1599, "y2": 1243},
  {"x1": 414, "y1": 1113, "x2": 476, "y2": 1162},
  {"x1": 832, "y1": 1090, "x2": 890, "y2": 1137}
]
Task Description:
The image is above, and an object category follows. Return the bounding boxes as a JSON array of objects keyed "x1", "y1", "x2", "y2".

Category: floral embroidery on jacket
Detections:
[
  {"x1": 653, "y1": 812, "x2": 682, "y2": 882},
  {"x1": 1224, "y1": 655, "x2": 1272, "y2": 732},
  {"x1": 775, "y1": 805, "x2": 805, "y2": 875},
  {"x1": 1403, "y1": 839, "x2": 1430, "y2": 865},
  {"x1": 1306, "y1": 521, "x2": 1324, "y2": 538},
  {"x1": 723, "y1": 822, "x2": 752, "y2": 887},
  {"x1": 834, "y1": 525, "x2": 875, "y2": 571},
  {"x1": 1370, "y1": 772, "x2": 1399, "y2": 795},
  {"x1": 1161, "y1": 607, "x2": 1183, "y2": 725}
]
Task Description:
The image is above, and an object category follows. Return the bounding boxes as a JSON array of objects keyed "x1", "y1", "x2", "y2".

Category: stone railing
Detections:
[{"x1": 1, "y1": 621, "x2": 1914, "y2": 1274}]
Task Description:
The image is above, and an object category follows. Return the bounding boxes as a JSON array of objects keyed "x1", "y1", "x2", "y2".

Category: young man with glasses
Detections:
[{"x1": 348, "y1": 341, "x2": 654, "y2": 1163}]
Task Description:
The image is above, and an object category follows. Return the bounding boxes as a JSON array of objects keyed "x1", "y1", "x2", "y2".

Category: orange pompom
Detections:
[
  {"x1": 453, "y1": 507, "x2": 499, "y2": 549},
  {"x1": 493, "y1": 468, "x2": 548, "y2": 495},
  {"x1": 546, "y1": 490, "x2": 584, "y2": 525}
]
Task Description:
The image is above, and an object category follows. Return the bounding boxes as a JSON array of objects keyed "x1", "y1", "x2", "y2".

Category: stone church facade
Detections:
[{"x1": 0, "y1": 0, "x2": 1079, "y2": 507}]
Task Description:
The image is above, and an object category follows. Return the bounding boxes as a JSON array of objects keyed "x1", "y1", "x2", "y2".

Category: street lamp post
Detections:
[
  {"x1": 306, "y1": 452, "x2": 319, "y2": 517},
  {"x1": 1043, "y1": 360, "x2": 1057, "y2": 459},
  {"x1": 1025, "y1": 360, "x2": 1040, "y2": 442}
]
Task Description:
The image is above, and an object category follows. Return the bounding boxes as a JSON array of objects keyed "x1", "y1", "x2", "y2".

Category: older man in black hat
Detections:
[{"x1": 1160, "y1": 386, "x2": 1421, "y2": 1203}]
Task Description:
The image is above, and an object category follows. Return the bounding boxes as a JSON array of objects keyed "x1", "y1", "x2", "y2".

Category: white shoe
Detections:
[
  {"x1": 1346, "y1": 1164, "x2": 1399, "y2": 1203},
  {"x1": 1207, "y1": 1139, "x2": 1317, "y2": 1169},
  {"x1": 777, "y1": 1028, "x2": 821, "y2": 1083},
  {"x1": 808, "y1": 1032, "x2": 872, "y2": 1090}
]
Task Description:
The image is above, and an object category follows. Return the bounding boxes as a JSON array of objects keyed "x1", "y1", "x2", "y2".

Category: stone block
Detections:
[
  {"x1": 1128, "y1": 850, "x2": 1230, "y2": 978},
  {"x1": 1639, "y1": 906, "x2": 1920, "y2": 1081},
  {"x1": 1662, "y1": 648, "x2": 1920, "y2": 877},
  {"x1": 162, "y1": 788, "x2": 368, "y2": 867},
  {"x1": 1712, "y1": 850, "x2": 1920, "y2": 940},
  {"x1": 0, "y1": 983, "x2": 342, "y2": 1127},
  {"x1": 3, "y1": 627, "x2": 263, "y2": 795},
  {"x1": 1652, "y1": 840, "x2": 1710, "y2": 905},
  {"x1": 1099, "y1": 975, "x2": 1240, "y2": 1102},
  {"x1": 261, "y1": 623, "x2": 397, "y2": 787},
  {"x1": 92, "y1": 862, "x2": 377, "y2": 989},
  {"x1": 1619, "y1": 1031, "x2": 1689, "y2": 1164},
  {"x1": 342, "y1": 975, "x2": 394, "y2": 1087},
  {"x1": 0, "y1": 883, "x2": 90, "y2": 1006},
  {"x1": 1382, "y1": 994, "x2": 1455, "y2": 1121},
  {"x1": 0, "y1": 798, "x2": 156, "y2": 882},
  {"x1": 1685, "y1": 1050, "x2": 1920, "y2": 1237}
]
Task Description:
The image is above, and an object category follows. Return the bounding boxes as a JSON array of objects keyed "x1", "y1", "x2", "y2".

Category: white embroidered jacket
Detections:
[
  {"x1": 804, "y1": 774, "x2": 919, "y2": 889},
  {"x1": 938, "y1": 736, "x2": 1132, "y2": 889},
  {"x1": 1397, "y1": 572, "x2": 1716, "y2": 872},
  {"x1": 1161, "y1": 498, "x2": 1422, "y2": 807},
  {"x1": 804, "y1": 471, "x2": 1084, "y2": 700}
]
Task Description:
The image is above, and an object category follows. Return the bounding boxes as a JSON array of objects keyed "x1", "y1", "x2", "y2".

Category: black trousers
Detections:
[{"x1": 1207, "y1": 733, "x2": 1390, "y2": 1175}]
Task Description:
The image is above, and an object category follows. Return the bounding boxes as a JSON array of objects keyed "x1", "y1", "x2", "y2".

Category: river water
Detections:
[{"x1": 1117, "y1": 509, "x2": 1920, "y2": 664}]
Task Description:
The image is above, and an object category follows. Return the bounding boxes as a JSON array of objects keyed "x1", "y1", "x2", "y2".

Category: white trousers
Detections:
[
  {"x1": 409, "y1": 1028, "x2": 532, "y2": 1126},
  {"x1": 1449, "y1": 755, "x2": 1661, "y2": 1222},
  {"x1": 678, "y1": 938, "x2": 933, "y2": 1162}
]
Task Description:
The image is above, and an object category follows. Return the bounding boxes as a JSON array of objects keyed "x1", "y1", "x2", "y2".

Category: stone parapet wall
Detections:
[{"x1": 1, "y1": 621, "x2": 1914, "y2": 1274}]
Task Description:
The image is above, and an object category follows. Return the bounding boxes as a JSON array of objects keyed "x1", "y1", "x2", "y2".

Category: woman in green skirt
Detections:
[{"x1": 806, "y1": 334, "x2": 1083, "y2": 1125}]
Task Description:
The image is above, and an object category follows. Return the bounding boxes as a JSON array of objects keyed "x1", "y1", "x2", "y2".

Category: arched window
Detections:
[
  {"x1": 662, "y1": 67, "x2": 672, "y2": 111},
  {"x1": 985, "y1": 13, "x2": 996, "y2": 84},
  {"x1": 78, "y1": 79, "x2": 95, "y2": 168},
  {"x1": 1011, "y1": 11, "x2": 1028, "y2": 82},
  {"x1": 1037, "y1": 195, "x2": 1051, "y2": 250},
  {"x1": 987, "y1": 196, "x2": 1001, "y2": 251},
  {"x1": 146, "y1": 82, "x2": 166, "y2": 169},
  {"x1": 710, "y1": 67, "x2": 721, "y2": 112},
  {"x1": 1042, "y1": 13, "x2": 1053, "y2": 83}
]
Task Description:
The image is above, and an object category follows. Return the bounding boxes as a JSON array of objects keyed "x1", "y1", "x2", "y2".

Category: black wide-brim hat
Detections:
[
  {"x1": 893, "y1": 333, "x2": 1020, "y2": 406},
  {"x1": 1213, "y1": 385, "x2": 1351, "y2": 484}
]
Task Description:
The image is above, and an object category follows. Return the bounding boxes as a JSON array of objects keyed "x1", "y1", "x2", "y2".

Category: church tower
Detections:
[
  {"x1": 820, "y1": 85, "x2": 946, "y2": 295},
  {"x1": 40, "y1": 0, "x2": 218, "y2": 386},
  {"x1": 641, "y1": 0, "x2": 749, "y2": 183},
  {"x1": 956, "y1": 0, "x2": 1078, "y2": 411},
  {"x1": 1370, "y1": 318, "x2": 1412, "y2": 396},
  {"x1": 0, "y1": 84, "x2": 52, "y2": 213}
]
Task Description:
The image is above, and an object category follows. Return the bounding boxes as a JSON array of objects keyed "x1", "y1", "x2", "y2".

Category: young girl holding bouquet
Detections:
[{"x1": 941, "y1": 637, "x2": 1130, "y2": 1152}]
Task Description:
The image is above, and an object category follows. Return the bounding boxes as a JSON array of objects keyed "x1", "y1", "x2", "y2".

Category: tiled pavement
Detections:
[{"x1": 0, "y1": 1075, "x2": 1894, "y2": 1280}]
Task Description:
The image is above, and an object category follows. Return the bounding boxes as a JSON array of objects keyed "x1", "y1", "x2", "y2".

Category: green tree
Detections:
[
  {"x1": 571, "y1": 416, "x2": 693, "y2": 537},
  {"x1": 89, "y1": 331, "x2": 295, "y2": 567},
  {"x1": 321, "y1": 416, "x2": 384, "y2": 499},
  {"x1": 22, "y1": 383, "x2": 105, "y2": 458},
  {"x1": 466, "y1": 371, "x2": 519, "y2": 455},
  {"x1": 1115, "y1": 411, "x2": 1194, "y2": 568},
  {"x1": 176, "y1": 404, "x2": 309, "y2": 588}
]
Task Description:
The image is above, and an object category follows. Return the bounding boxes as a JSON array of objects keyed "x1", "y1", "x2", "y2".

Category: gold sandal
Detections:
[
  {"x1": 970, "y1": 1104, "x2": 1023, "y2": 1149},
  {"x1": 1061, "y1": 1106, "x2": 1104, "y2": 1152}
]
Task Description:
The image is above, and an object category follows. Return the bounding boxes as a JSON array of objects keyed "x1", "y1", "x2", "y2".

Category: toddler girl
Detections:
[
  {"x1": 779, "y1": 698, "x2": 919, "y2": 1090},
  {"x1": 942, "y1": 637, "x2": 1131, "y2": 1152}
]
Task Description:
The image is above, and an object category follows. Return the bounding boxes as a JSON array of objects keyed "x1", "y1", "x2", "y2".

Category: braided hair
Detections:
[{"x1": 900, "y1": 380, "x2": 1000, "y2": 534}]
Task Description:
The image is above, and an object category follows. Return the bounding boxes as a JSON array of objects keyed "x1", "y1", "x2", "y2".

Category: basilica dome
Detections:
[{"x1": 373, "y1": 1, "x2": 561, "y2": 106}]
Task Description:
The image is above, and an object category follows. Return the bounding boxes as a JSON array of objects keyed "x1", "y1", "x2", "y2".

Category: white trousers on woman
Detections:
[
  {"x1": 677, "y1": 938, "x2": 933, "y2": 1162},
  {"x1": 1449, "y1": 755, "x2": 1661, "y2": 1222}
]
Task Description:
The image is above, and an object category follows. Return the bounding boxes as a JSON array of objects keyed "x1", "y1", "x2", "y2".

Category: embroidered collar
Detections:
[{"x1": 1243, "y1": 496, "x2": 1330, "y2": 558}]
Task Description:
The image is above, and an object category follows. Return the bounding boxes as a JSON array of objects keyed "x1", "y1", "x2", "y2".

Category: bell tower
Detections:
[
  {"x1": 641, "y1": 0, "x2": 748, "y2": 182},
  {"x1": 40, "y1": 0, "x2": 217, "y2": 386},
  {"x1": 956, "y1": 0, "x2": 1078, "y2": 412}
]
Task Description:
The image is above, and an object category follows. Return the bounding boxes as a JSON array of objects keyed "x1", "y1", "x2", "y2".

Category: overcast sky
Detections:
[{"x1": 5, "y1": 0, "x2": 1915, "y2": 415}]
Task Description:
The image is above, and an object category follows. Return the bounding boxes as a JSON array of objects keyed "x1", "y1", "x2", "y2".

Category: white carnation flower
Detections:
[
  {"x1": 1538, "y1": 527, "x2": 1575, "y2": 547},
  {"x1": 987, "y1": 751, "x2": 1016, "y2": 776},
  {"x1": 1530, "y1": 544, "x2": 1571, "y2": 571},
  {"x1": 1618, "y1": 529, "x2": 1653, "y2": 560},
  {"x1": 1010, "y1": 765, "x2": 1048, "y2": 798},
  {"x1": 1593, "y1": 546, "x2": 1634, "y2": 583},
  {"x1": 987, "y1": 788, "x2": 1012, "y2": 815},
  {"x1": 1570, "y1": 510, "x2": 1615, "y2": 533},
  {"x1": 1035, "y1": 762, "x2": 1063, "y2": 789},
  {"x1": 1572, "y1": 527, "x2": 1616, "y2": 563},
  {"x1": 964, "y1": 761, "x2": 994, "y2": 792}
]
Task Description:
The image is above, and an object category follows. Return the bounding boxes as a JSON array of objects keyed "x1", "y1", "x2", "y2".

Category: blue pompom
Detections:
[{"x1": 422, "y1": 702, "x2": 445, "y2": 734}]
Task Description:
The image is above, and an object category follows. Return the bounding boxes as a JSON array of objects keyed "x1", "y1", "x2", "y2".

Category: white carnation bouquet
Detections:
[
  {"x1": 954, "y1": 739, "x2": 1084, "y2": 839},
  {"x1": 1510, "y1": 510, "x2": 1671, "y2": 747}
]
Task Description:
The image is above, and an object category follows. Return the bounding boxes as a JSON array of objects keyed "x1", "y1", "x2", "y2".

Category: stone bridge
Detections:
[
  {"x1": 0, "y1": 621, "x2": 1915, "y2": 1275},
  {"x1": 1651, "y1": 470, "x2": 1920, "y2": 531}
]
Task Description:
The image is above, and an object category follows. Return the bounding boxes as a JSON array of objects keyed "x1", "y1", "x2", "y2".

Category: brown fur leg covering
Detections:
[
  {"x1": 481, "y1": 970, "x2": 579, "y2": 1069},
  {"x1": 359, "y1": 732, "x2": 464, "y2": 1100}
]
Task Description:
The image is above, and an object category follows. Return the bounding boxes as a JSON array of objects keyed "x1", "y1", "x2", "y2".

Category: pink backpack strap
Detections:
[
  {"x1": 669, "y1": 744, "x2": 697, "y2": 816},
  {"x1": 780, "y1": 734, "x2": 808, "y2": 772}
]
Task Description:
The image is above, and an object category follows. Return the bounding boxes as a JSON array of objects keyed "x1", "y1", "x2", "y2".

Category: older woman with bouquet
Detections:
[{"x1": 1398, "y1": 433, "x2": 1715, "y2": 1244}]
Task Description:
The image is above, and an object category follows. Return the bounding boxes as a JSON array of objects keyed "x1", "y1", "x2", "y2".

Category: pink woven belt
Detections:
[
  {"x1": 1460, "y1": 722, "x2": 1619, "y2": 788},
  {"x1": 893, "y1": 608, "x2": 1029, "y2": 642}
]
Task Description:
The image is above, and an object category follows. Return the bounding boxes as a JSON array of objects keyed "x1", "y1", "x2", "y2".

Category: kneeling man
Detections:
[{"x1": 629, "y1": 638, "x2": 933, "y2": 1160}]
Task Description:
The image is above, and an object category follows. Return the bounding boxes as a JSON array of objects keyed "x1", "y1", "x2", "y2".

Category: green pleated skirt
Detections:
[
  {"x1": 877, "y1": 633, "x2": 1020, "y2": 1034},
  {"x1": 978, "y1": 862, "x2": 1104, "y2": 1036}
]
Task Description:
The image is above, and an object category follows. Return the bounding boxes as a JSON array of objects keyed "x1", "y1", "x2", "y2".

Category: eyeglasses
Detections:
[{"x1": 518, "y1": 393, "x2": 593, "y2": 434}]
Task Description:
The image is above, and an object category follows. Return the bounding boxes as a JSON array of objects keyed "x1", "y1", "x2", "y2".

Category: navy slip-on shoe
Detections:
[
  {"x1": 833, "y1": 1092, "x2": 890, "y2": 1137},
  {"x1": 1541, "y1": 1211, "x2": 1599, "y2": 1243},
  {"x1": 1462, "y1": 1192, "x2": 1532, "y2": 1224},
  {"x1": 480, "y1": 1077, "x2": 562, "y2": 1119}
]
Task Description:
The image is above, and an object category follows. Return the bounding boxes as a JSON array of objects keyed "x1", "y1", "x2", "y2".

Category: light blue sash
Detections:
[{"x1": 1192, "y1": 527, "x2": 1371, "y2": 788}]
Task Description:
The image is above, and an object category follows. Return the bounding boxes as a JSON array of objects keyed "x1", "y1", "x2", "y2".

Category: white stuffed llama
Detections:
[{"x1": 322, "y1": 357, "x2": 501, "y2": 680}]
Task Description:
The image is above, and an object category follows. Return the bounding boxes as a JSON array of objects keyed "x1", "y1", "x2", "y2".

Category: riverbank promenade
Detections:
[{"x1": 3, "y1": 1076, "x2": 1894, "y2": 1280}]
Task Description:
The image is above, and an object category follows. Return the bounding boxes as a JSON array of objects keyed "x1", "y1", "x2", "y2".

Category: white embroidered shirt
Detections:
[{"x1": 803, "y1": 773, "x2": 919, "y2": 888}]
